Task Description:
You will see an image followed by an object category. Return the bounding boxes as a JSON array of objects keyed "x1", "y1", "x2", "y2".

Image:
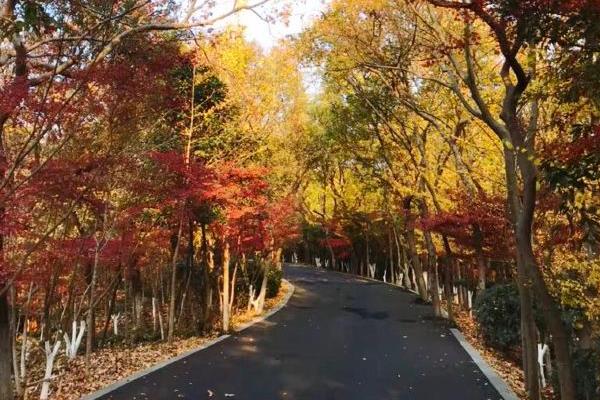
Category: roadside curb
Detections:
[
  {"x1": 82, "y1": 279, "x2": 295, "y2": 400},
  {"x1": 450, "y1": 328, "x2": 520, "y2": 400}
]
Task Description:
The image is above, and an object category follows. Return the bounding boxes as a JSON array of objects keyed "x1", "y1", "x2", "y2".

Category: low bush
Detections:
[
  {"x1": 473, "y1": 284, "x2": 521, "y2": 350},
  {"x1": 571, "y1": 346, "x2": 600, "y2": 400},
  {"x1": 266, "y1": 268, "x2": 283, "y2": 298}
]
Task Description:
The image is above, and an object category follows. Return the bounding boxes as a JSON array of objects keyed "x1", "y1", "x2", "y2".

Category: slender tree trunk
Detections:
[
  {"x1": 85, "y1": 253, "x2": 99, "y2": 368},
  {"x1": 221, "y1": 242, "x2": 232, "y2": 332},
  {"x1": 167, "y1": 220, "x2": 183, "y2": 343},
  {"x1": 394, "y1": 228, "x2": 411, "y2": 289},
  {"x1": 200, "y1": 223, "x2": 212, "y2": 329},
  {"x1": 41, "y1": 265, "x2": 59, "y2": 341},
  {"x1": 131, "y1": 268, "x2": 143, "y2": 336},
  {"x1": 101, "y1": 272, "x2": 120, "y2": 344},
  {"x1": 0, "y1": 291, "x2": 12, "y2": 400},
  {"x1": 387, "y1": 225, "x2": 395, "y2": 284},
  {"x1": 443, "y1": 258, "x2": 454, "y2": 321},
  {"x1": 364, "y1": 228, "x2": 371, "y2": 277},
  {"x1": 404, "y1": 198, "x2": 428, "y2": 301},
  {"x1": 177, "y1": 266, "x2": 192, "y2": 328},
  {"x1": 418, "y1": 194, "x2": 441, "y2": 315},
  {"x1": 422, "y1": 230, "x2": 439, "y2": 311},
  {"x1": 9, "y1": 286, "x2": 21, "y2": 397},
  {"x1": 473, "y1": 224, "x2": 486, "y2": 294}
]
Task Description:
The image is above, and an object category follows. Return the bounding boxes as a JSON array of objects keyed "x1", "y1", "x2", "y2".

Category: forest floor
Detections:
[{"x1": 36, "y1": 280, "x2": 294, "y2": 400}]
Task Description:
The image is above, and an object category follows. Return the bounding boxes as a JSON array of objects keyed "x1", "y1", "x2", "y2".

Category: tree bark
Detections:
[
  {"x1": 418, "y1": 191, "x2": 441, "y2": 316},
  {"x1": 394, "y1": 228, "x2": 411, "y2": 288},
  {"x1": 503, "y1": 116, "x2": 575, "y2": 400},
  {"x1": 0, "y1": 291, "x2": 12, "y2": 400},
  {"x1": 473, "y1": 224, "x2": 486, "y2": 294},
  {"x1": 85, "y1": 252, "x2": 99, "y2": 368},
  {"x1": 101, "y1": 271, "x2": 121, "y2": 344},
  {"x1": 199, "y1": 223, "x2": 212, "y2": 329},
  {"x1": 442, "y1": 257, "x2": 454, "y2": 321},
  {"x1": 253, "y1": 262, "x2": 269, "y2": 314},
  {"x1": 221, "y1": 242, "x2": 232, "y2": 332},
  {"x1": 516, "y1": 265, "x2": 539, "y2": 399},
  {"x1": 167, "y1": 220, "x2": 183, "y2": 343},
  {"x1": 403, "y1": 198, "x2": 428, "y2": 301}
]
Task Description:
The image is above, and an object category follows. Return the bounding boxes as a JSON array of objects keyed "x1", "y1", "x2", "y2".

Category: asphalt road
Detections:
[{"x1": 96, "y1": 265, "x2": 504, "y2": 400}]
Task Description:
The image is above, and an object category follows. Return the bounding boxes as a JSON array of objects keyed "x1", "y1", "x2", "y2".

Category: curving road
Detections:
[{"x1": 95, "y1": 265, "x2": 504, "y2": 400}]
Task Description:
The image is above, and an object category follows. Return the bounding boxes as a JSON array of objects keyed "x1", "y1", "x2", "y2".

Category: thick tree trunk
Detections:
[
  {"x1": 504, "y1": 147, "x2": 572, "y2": 400},
  {"x1": 253, "y1": 262, "x2": 269, "y2": 314},
  {"x1": 521, "y1": 237, "x2": 575, "y2": 400},
  {"x1": 515, "y1": 262, "x2": 540, "y2": 400}
]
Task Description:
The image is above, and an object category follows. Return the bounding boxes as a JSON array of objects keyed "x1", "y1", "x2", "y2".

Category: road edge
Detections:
[
  {"x1": 450, "y1": 328, "x2": 520, "y2": 400},
  {"x1": 81, "y1": 279, "x2": 295, "y2": 400}
]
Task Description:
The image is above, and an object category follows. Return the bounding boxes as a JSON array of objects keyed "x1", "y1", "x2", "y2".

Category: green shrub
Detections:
[
  {"x1": 473, "y1": 284, "x2": 521, "y2": 350},
  {"x1": 266, "y1": 268, "x2": 283, "y2": 298},
  {"x1": 571, "y1": 346, "x2": 600, "y2": 400}
]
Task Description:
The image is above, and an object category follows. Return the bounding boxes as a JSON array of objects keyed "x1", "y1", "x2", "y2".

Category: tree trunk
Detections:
[
  {"x1": 473, "y1": 224, "x2": 486, "y2": 294},
  {"x1": 200, "y1": 223, "x2": 212, "y2": 329},
  {"x1": 41, "y1": 265, "x2": 59, "y2": 341},
  {"x1": 521, "y1": 237, "x2": 574, "y2": 400},
  {"x1": 387, "y1": 225, "x2": 395, "y2": 284},
  {"x1": 221, "y1": 242, "x2": 232, "y2": 332},
  {"x1": 364, "y1": 229, "x2": 370, "y2": 278},
  {"x1": 418, "y1": 194, "x2": 441, "y2": 315},
  {"x1": 516, "y1": 267, "x2": 540, "y2": 400},
  {"x1": 167, "y1": 220, "x2": 183, "y2": 343},
  {"x1": 101, "y1": 272, "x2": 120, "y2": 344},
  {"x1": 503, "y1": 143, "x2": 574, "y2": 400},
  {"x1": 131, "y1": 268, "x2": 143, "y2": 335},
  {"x1": 403, "y1": 198, "x2": 428, "y2": 301},
  {"x1": 85, "y1": 254, "x2": 98, "y2": 368},
  {"x1": 443, "y1": 257, "x2": 454, "y2": 321},
  {"x1": 0, "y1": 291, "x2": 12, "y2": 400},
  {"x1": 253, "y1": 262, "x2": 269, "y2": 314},
  {"x1": 422, "y1": 229, "x2": 440, "y2": 314}
]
